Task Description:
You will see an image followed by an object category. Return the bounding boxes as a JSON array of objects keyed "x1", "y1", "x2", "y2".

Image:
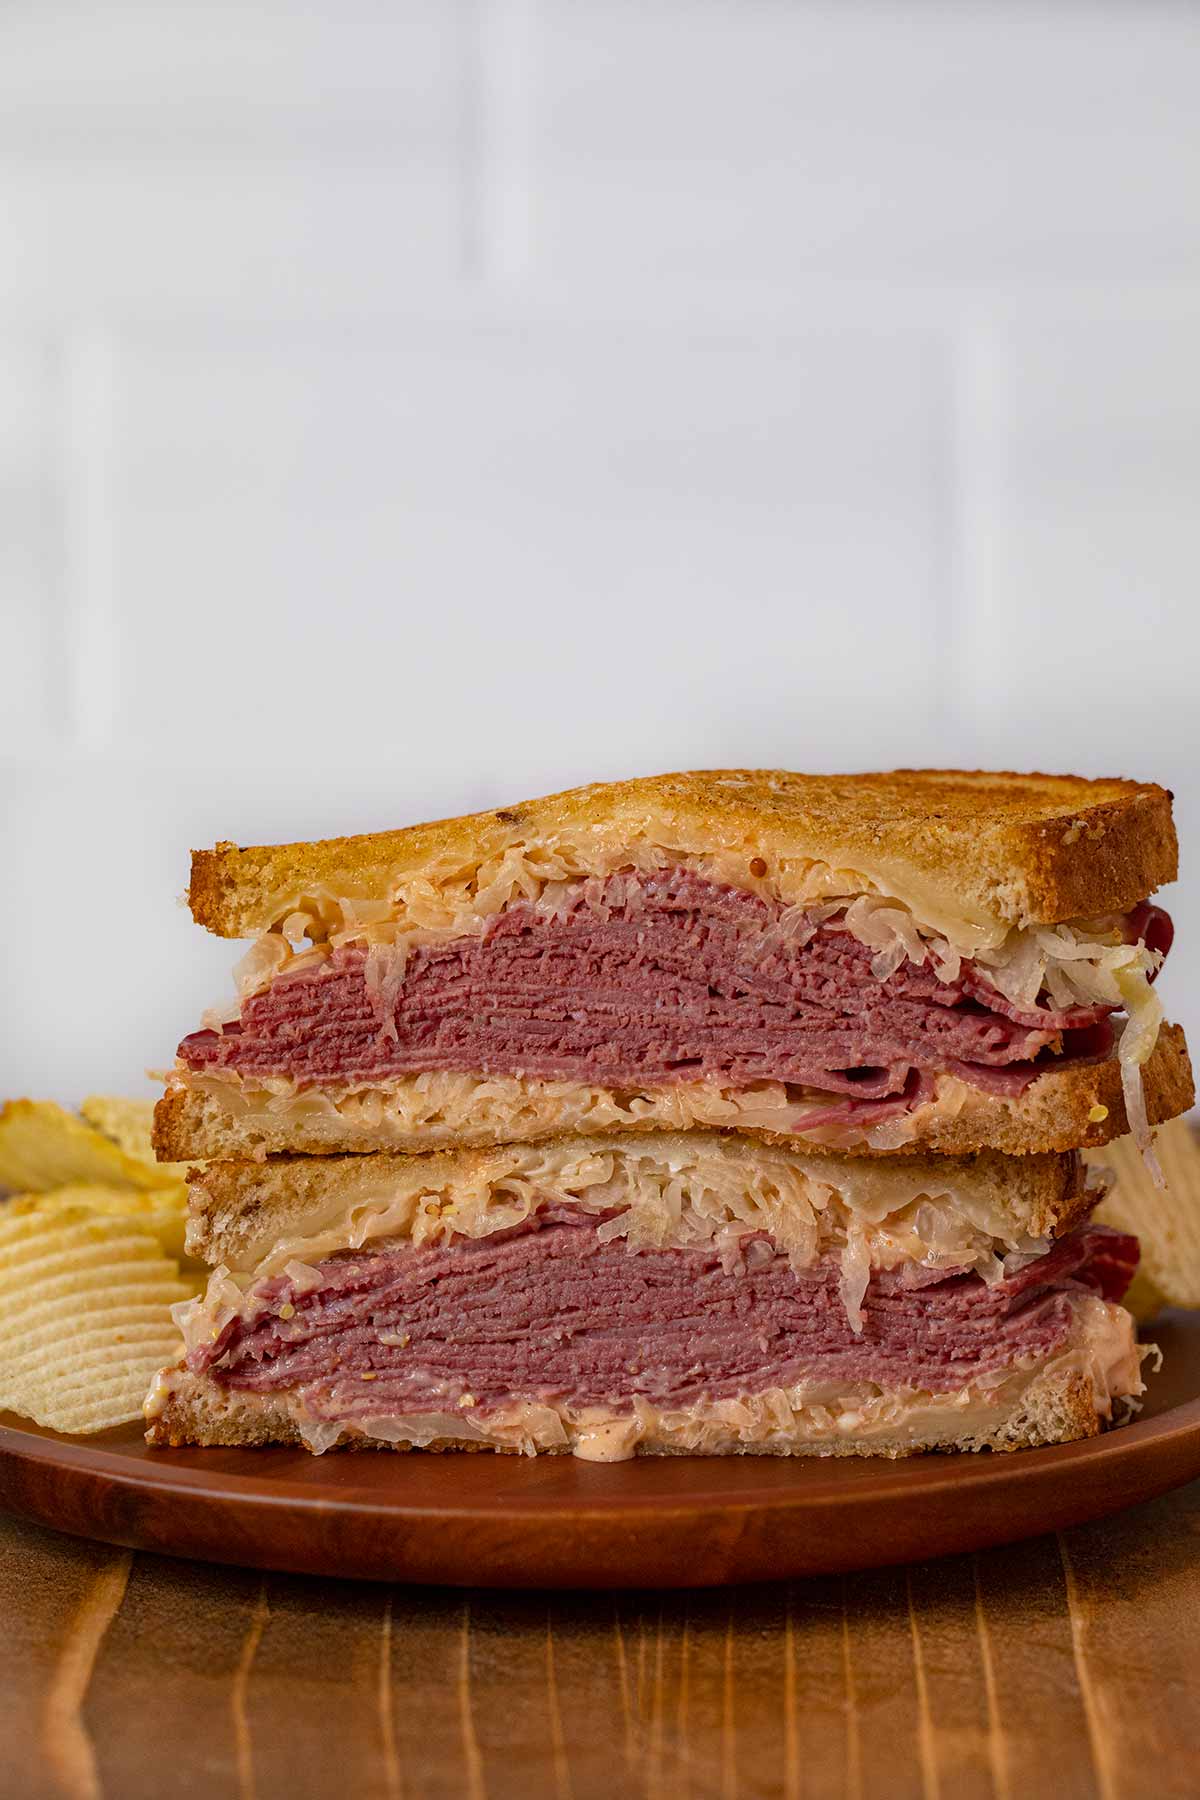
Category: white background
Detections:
[{"x1": 2, "y1": 0, "x2": 1198, "y2": 1101}]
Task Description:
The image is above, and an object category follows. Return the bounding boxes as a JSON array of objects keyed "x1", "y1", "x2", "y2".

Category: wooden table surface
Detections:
[{"x1": 4, "y1": 1474, "x2": 1199, "y2": 1800}]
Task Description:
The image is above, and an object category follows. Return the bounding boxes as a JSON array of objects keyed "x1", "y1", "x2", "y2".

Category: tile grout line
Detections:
[
  {"x1": 721, "y1": 1596, "x2": 737, "y2": 1800},
  {"x1": 675, "y1": 1603, "x2": 691, "y2": 1799},
  {"x1": 647, "y1": 1603, "x2": 666, "y2": 1800},
  {"x1": 782, "y1": 1588, "x2": 799, "y2": 1800},
  {"x1": 841, "y1": 1578, "x2": 863, "y2": 1800},
  {"x1": 545, "y1": 1606, "x2": 573, "y2": 1800},
  {"x1": 458, "y1": 1597, "x2": 487, "y2": 1799}
]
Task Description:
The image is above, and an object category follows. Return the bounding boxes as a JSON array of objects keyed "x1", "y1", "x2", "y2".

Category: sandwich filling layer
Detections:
[
  {"x1": 183, "y1": 1132, "x2": 1092, "y2": 1325},
  {"x1": 166, "y1": 1215, "x2": 1141, "y2": 1459},
  {"x1": 176, "y1": 870, "x2": 1171, "y2": 1142},
  {"x1": 163, "y1": 1032, "x2": 1190, "y2": 1159}
]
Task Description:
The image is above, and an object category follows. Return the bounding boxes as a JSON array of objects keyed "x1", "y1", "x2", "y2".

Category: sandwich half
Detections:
[
  {"x1": 155, "y1": 770, "x2": 1193, "y2": 1162},
  {"x1": 147, "y1": 1132, "x2": 1148, "y2": 1459}
]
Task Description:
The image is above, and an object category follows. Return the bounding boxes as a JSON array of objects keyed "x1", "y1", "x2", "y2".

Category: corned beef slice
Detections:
[
  {"x1": 192, "y1": 1217, "x2": 1138, "y2": 1424},
  {"x1": 179, "y1": 870, "x2": 1165, "y2": 1100}
]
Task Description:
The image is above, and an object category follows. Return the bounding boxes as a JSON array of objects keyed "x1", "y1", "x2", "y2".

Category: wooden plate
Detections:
[{"x1": 3, "y1": 1313, "x2": 1199, "y2": 1590}]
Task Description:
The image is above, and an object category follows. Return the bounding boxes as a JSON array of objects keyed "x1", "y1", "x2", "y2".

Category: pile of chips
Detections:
[
  {"x1": 1092, "y1": 1114, "x2": 1200, "y2": 1320},
  {"x1": 0, "y1": 1098, "x2": 202, "y2": 1434}
]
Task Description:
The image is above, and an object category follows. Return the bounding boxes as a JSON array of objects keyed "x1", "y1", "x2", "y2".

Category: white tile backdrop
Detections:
[{"x1": 2, "y1": 0, "x2": 1198, "y2": 1100}]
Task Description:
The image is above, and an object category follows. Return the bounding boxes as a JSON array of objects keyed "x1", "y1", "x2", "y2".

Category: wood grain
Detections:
[
  {"x1": 3, "y1": 1482, "x2": 1200, "y2": 1800},
  {"x1": 41, "y1": 1548, "x2": 131, "y2": 1800}
]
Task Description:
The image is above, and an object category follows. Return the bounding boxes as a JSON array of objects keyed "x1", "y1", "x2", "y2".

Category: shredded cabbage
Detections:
[
  {"x1": 975, "y1": 917, "x2": 1163, "y2": 1014},
  {"x1": 1118, "y1": 971, "x2": 1166, "y2": 1185},
  {"x1": 837, "y1": 1222, "x2": 872, "y2": 1334},
  {"x1": 196, "y1": 854, "x2": 1169, "y2": 1172},
  {"x1": 181, "y1": 1065, "x2": 893, "y2": 1153},
  {"x1": 217, "y1": 864, "x2": 1162, "y2": 1053},
  {"x1": 187, "y1": 1132, "x2": 1063, "y2": 1347}
]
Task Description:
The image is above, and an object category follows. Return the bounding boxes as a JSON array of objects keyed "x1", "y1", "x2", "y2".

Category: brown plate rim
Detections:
[{"x1": 2, "y1": 1317, "x2": 1199, "y2": 1588}]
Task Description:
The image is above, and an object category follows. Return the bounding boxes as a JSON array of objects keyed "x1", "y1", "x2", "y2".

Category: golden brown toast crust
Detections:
[
  {"x1": 187, "y1": 768, "x2": 1177, "y2": 938},
  {"x1": 745, "y1": 1024, "x2": 1193, "y2": 1156},
  {"x1": 152, "y1": 1023, "x2": 1193, "y2": 1164}
]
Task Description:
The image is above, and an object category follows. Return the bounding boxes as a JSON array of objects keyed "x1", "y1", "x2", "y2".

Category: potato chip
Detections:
[
  {"x1": 80, "y1": 1094, "x2": 194, "y2": 1180},
  {"x1": 0, "y1": 1099, "x2": 183, "y2": 1194},
  {"x1": 1091, "y1": 1115, "x2": 1200, "y2": 1317},
  {"x1": 0, "y1": 1096, "x2": 195, "y2": 1269},
  {"x1": 79, "y1": 1095, "x2": 157, "y2": 1161},
  {"x1": 1, "y1": 1184, "x2": 190, "y2": 1261},
  {"x1": 6, "y1": 1330, "x2": 187, "y2": 1383},
  {"x1": 3, "y1": 1312, "x2": 190, "y2": 1360},
  {"x1": 0, "y1": 1209, "x2": 169, "y2": 1274},
  {"x1": 0, "y1": 1262, "x2": 183, "y2": 1310},
  {"x1": 0, "y1": 1300, "x2": 190, "y2": 1354},
  {"x1": 0, "y1": 1201, "x2": 200, "y2": 1434},
  {"x1": 15, "y1": 1359, "x2": 184, "y2": 1436}
]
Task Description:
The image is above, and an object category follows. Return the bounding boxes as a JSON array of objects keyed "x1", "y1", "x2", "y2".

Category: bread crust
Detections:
[
  {"x1": 182, "y1": 1132, "x2": 1092, "y2": 1271},
  {"x1": 888, "y1": 1023, "x2": 1193, "y2": 1156},
  {"x1": 146, "y1": 1362, "x2": 1105, "y2": 1458},
  {"x1": 187, "y1": 768, "x2": 1177, "y2": 938},
  {"x1": 153, "y1": 1024, "x2": 1192, "y2": 1164}
]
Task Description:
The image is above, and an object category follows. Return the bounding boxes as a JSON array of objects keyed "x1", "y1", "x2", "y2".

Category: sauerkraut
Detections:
[
  {"x1": 187, "y1": 1131, "x2": 1065, "y2": 1338},
  {"x1": 206, "y1": 858, "x2": 1164, "y2": 1123},
  {"x1": 192, "y1": 844, "x2": 1168, "y2": 1181},
  {"x1": 240, "y1": 839, "x2": 1161, "y2": 1000},
  {"x1": 179, "y1": 1065, "x2": 886, "y2": 1151}
]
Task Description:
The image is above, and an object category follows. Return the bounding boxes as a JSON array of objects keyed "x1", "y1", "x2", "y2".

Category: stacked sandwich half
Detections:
[{"x1": 148, "y1": 769, "x2": 1193, "y2": 1459}]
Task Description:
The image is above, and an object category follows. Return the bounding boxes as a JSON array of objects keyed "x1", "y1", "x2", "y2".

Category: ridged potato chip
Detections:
[
  {"x1": 1, "y1": 1185, "x2": 189, "y2": 1262},
  {"x1": 0, "y1": 1099, "x2": 183, "y2": 1194},
  {"x1": 80, "y1": 1095, "x2": 193, "y2": 1180},
  {"x1": 0, "y1": 1204, "x2": 199, "y2": 1433},
  {"x1": 17, "y1": 1363, "x2": 184, "y2": 1436},
  {"x1": 0, "y1": 1207, "x2": 171, "y2": 1271},
  {"x1": 1091, "y1": 1114, "x2": 1200, "y2": 1318}
]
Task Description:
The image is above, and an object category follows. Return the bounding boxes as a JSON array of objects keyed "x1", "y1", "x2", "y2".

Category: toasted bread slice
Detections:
[
  {"x1": 183, "y1": 1132, "x2": 1092, "y2": 1272},
  {"x1": 154, "y1": 1023, "x2": 1192, "y2": 1164},
  {"x1": 147, "y1": 1355, "x2": 1112, "y2": 1458},
  {"x1": 147, "y1": 1133, "x2": 1143, "y2": 1460},
  {"x1": 188, "y1": 768, "x2": 1176, "y2": 940}
]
